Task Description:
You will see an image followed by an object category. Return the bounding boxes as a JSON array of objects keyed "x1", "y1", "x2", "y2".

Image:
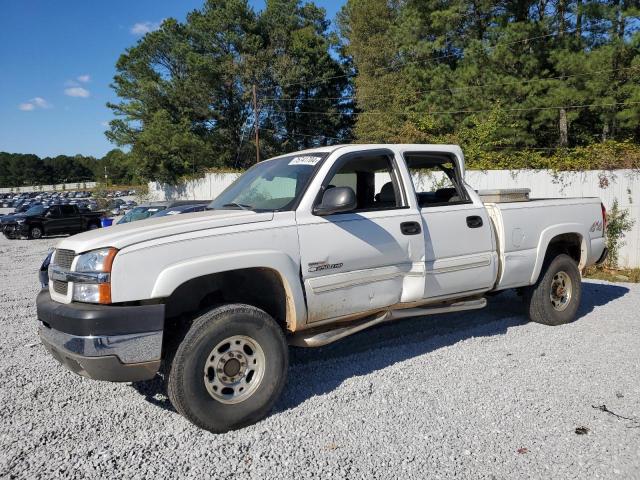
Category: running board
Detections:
[{"x1": 289, "y1": 298, "x2": 487, "y2": 347}]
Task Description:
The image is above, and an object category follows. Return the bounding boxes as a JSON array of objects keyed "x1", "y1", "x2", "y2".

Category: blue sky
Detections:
[{"x1": 0, "y1": 0, "x2": 344, "y2": 158}]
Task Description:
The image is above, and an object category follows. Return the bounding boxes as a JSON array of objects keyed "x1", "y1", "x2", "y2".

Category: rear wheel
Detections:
[
  {"x1": 524, "y1": 253, "x2": 582, "y2": 326},
  {"x1": 29, "y1": 226, "x2": 43, "y2": 239},
  {"x1": 166, "y1": 304, "x2": 288, "y2": 433}
]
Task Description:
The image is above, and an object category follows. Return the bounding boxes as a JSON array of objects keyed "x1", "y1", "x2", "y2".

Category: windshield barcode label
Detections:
[{"x1": 289, "y1": 156, "x2": 322, "y2": 166}]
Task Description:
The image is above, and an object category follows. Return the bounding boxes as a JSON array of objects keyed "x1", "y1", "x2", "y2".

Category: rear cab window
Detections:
[{"x1": 403, "y1": 153, "x2": 470, "y2": 208}]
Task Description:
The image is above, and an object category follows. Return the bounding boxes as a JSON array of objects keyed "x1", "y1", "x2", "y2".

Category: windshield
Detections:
[
  {"x1": 117, "y1": 206, "x2": 166, "y2": 224},
  {"x1": 24, "y1": 205, "x2": 46, "y2": 216},
  {"x1": 208, "y1": 153, "x2": 327, "y2": 211}
]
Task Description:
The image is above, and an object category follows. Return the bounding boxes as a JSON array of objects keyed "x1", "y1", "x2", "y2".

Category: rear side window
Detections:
[{"x1": 404, "y1": 153, "x2": 470, "y2": 208}]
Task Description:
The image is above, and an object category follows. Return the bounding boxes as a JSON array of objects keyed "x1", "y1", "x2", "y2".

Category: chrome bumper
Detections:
[
  {"x1": 38, "y1": 323, "x2": 162, "y2": 363},
  {"x1": 38, "y1": 323, "x2": 162, "y2": 382}
]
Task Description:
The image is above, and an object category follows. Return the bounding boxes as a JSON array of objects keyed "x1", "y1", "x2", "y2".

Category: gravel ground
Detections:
[{"x1": 0, "y1": 235, "x2": 639, "y2": 479}]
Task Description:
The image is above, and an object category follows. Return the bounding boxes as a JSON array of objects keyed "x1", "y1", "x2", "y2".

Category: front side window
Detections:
[
  {"x1": 319, "y1": 153, "x2": 402, "y2": 212},
  {"x1": 208, "y1": 153, "x2": 327, "y2": 212},
  {"x1": 25, "y1": 205, "x2": 46, "y2": 216},
  {"x1": 404, "y1": 153, "x2": 470, "y2": 208}
]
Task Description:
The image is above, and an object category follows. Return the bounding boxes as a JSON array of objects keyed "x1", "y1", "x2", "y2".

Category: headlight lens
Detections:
[
  {"x1": 16, "y1": 219, "x2": 25, "y2": 224},
  {"x1": 73, "y1": 284, "x2": 101, "y2": 303},
  {"x1": 75, "y1": 248, "x2": 117, "y2": 272},
  {"x1": 72, "y1": 248, "x2": 117, "y2": 304}
]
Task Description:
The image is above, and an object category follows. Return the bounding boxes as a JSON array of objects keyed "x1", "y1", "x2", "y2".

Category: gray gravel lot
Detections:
[{"x1": 0, "y1": 234, "x2": 639, "y2": 479}]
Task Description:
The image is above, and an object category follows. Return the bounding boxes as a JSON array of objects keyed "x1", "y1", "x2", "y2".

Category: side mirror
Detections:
[{"x1": 314, "y1": 186, "x2": 357, "y2": 216}]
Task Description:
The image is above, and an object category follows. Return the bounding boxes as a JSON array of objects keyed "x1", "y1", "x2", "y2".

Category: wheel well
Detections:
[
  {"x1": 163, "y1": 268, "x2": 289, "y2": 353},
  {"x1": 545, "y1": 233, "x2": 583, "y2": 266}
]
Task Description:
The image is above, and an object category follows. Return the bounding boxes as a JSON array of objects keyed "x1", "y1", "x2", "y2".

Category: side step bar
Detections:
[{"x1": 289, "y1": 298, "x2": 487, "y2": 347}]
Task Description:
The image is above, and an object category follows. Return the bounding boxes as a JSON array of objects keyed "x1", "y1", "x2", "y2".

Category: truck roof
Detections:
[{"x1": 267, "y1": 144, "x2": 465, "y2": 172}]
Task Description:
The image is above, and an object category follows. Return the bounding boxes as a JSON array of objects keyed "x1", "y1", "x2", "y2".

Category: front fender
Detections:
[
  {"x1": 530, "y1": 223, "x2": 588, "y2": 284},
  {"x1": 150, "y1": 250, "x2": 307, "y2": 331}
]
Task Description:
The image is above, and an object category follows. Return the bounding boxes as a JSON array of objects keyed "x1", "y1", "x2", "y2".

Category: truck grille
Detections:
[
  {"x1": 51, "y1": 249, "x2": 74, "y2": 297},
  {"x1": 52, "y1": 280, "x2": 68, "y2": 295},
  {"x1": 53, "y1": 249, "x2": 75, "y2": 270}
]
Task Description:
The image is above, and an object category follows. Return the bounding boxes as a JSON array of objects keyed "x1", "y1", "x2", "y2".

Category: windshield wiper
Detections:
[{"x1": 222, "y1": 203, "x2": 253, "y2": 211}]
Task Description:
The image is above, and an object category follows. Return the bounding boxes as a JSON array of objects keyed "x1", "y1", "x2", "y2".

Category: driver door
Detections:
[{"x1": 296, "y1": 149, "x2": 425, "y2": 323}]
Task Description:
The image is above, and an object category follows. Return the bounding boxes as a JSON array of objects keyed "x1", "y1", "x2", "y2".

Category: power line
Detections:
[
  {"x1": 270, "y1": 27, "x2": 585, "y2": 91},
  {"x1": 270, "y1": 101, "x2": 640, "y2": 117},
  {"x1": 260, "y1": 65, "x2": 640, "y2": 103},
  {"x1": 260, "y1": 127, "x2": 346, "y2": 142}
]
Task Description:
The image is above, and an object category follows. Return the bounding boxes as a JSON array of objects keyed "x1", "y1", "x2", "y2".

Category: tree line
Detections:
[
  {"x1": 0, "y1": 150, "x2": 135, "y2": 188},
  {"x1": 4, "y1": 0, "x2": 639, "y2": 187}
]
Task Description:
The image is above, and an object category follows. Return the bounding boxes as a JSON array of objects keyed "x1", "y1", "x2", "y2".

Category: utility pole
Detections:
[{"x1": 252, "y1": 84, "x2": 260, "y2": 163}]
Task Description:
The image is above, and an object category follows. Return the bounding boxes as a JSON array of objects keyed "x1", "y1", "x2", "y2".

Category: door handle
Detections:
[
  {"x1": 400, "y1": 221, "x2": 422, "y2": 235},
  {"x1": 466, "y1": 216, "x2": 483, "y2": 228}
]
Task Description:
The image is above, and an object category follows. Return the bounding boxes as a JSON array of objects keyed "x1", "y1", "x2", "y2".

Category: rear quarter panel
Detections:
[{"x1": 487, "y1": 198, "x2": 605, "y2": 289}]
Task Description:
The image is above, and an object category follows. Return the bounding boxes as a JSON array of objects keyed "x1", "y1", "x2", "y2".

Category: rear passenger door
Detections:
[
  {"x1": 403, "y1": 150, "x2": 497, "y2": 299},
  {"x1": 296, "y1": 149, "x2": 425, "y2": 323}
]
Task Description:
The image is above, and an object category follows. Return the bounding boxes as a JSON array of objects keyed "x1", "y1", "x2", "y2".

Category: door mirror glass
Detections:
[{"x1": 314, "y1": 186, "x2": 357, "y2": 216}]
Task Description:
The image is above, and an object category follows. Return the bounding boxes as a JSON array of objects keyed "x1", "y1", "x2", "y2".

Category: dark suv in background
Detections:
[{"x1": 2, "y1": 204, "x2": 103, "y2": 239}]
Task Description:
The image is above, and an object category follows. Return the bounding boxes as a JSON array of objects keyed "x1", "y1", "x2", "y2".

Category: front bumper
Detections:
[
  {"x1": 2, "y1": 223, "x2": 27, "y2": 238},
  {"x1": 36, "y1": 290, "x2": 165, "y2": 382}
]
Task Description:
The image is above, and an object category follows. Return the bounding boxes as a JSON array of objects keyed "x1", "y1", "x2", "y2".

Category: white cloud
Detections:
[
  {"x1": 64, "y1": 87, "x2": 90, "y2": 98},
  {"x1": 131, "y1": 21, "x2": 160, "y2": 35},
  {"x1": 77, "y1": 74, "x2": 90, "y2": 83},
  {"x1": 18, "y1": 97, "x2": 51, "y2": 111},
  {"x1": 31, "y1": 97, "x2": 51, "y2": 108}
]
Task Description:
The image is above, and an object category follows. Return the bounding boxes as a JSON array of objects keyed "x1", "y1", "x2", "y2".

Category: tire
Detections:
[
  {"x1": 29, "y1": 226, "x2": 43, "y2": 239},
  {"x1": 166, "y1": 304, "x2": 288, "y2": 433},
  {"x1": 524, "y1": 253, "x2": 582, "y2": 326},
  {"x1": 88, "y1": 222, "x2": 100, "y2": 230}
]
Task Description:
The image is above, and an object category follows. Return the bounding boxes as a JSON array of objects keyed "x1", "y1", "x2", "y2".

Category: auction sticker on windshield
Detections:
[{"x1": 289, "y1": 156, "x2": 322, "y2": 166}]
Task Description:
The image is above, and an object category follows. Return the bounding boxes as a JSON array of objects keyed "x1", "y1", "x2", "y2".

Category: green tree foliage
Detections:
[
  {"x1": 604, "y1": 199, "x2": 635, "y2": 268},
  {"x1": 106, "y1": 0, "x2": 352, "y2": 182},
  {"x1": 0, "y1": 152, "x2": 96, "y2": 188},
  {"x1": 339, "y1": 0, "x2": 640, "y2": 156}
]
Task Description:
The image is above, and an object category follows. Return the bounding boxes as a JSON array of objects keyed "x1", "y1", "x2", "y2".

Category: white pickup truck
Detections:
[{"x1": 37, "y1": 144, "x2": 607, "y2": 432}]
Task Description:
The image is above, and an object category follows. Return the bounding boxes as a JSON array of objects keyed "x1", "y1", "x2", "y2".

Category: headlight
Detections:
[
  {"x1": 16, "y1": 219, "x2": 25, "y2": 224},
  {"x1": 73, "y1": 284, "x2": 105, "y2": 303},
  {"x1": 72, "y1": 248, "x2": 117, "y2": 304},
  {"x1": 75, "y1": 248, "x2": 117, "y2": 273}
]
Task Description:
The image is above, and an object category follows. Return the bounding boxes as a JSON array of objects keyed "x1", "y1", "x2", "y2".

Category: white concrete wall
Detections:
[
  {"x1": 0, "y1": 182, "x2": 97, "y2": 193},
  {"x1": 149, "y1": 169, "x2": 640, "y2": 268}
]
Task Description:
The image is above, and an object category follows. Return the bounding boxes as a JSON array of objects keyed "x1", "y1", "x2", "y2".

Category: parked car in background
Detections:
[
  {"x1": 117, "y1": 201, "x2": 209, "y2": 224},
  {"x1": 149, "y1": 203, "x2": 208, "y2": 218},
  {"x1": 2, "y1": 204, "x2": 103, "y2": 239}
]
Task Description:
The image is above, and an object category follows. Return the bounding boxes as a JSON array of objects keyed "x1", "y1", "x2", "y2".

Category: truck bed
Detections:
[{"x1": 484, "y1": 197, "x2": 605, "y2": 290}]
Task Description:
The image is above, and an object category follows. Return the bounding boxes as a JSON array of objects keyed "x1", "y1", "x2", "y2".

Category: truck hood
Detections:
[{"x1": 56, "y1": 210, "x2": 274, "y2": 253}]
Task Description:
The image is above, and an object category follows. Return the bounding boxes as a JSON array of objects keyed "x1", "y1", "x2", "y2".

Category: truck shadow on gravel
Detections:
[
  {"x1": 275, "y1": 282, "x2": 629, "y2": 412},
  {"x1": 130, "y1": 282, "x2": 628, "y2": 416}
]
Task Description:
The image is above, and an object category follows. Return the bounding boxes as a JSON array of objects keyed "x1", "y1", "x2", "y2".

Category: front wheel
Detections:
[
  {"x1": 29, "y1": 226, "x2": 43, "y2": 239},
  {"x1": 166, "y1": 304, "x2": 288, "y2": 433},
  {"x1": 524, "y1": 253, "x2": 582, "y2": 326}
]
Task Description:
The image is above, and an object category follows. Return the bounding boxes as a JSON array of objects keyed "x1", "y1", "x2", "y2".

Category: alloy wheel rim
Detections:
[
  {"x1": 203, "y1": 335, "x2": 265, "y2": 404},
  {"x1": 550, "y1": 271, "x2": 572, "y2": 312}
]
